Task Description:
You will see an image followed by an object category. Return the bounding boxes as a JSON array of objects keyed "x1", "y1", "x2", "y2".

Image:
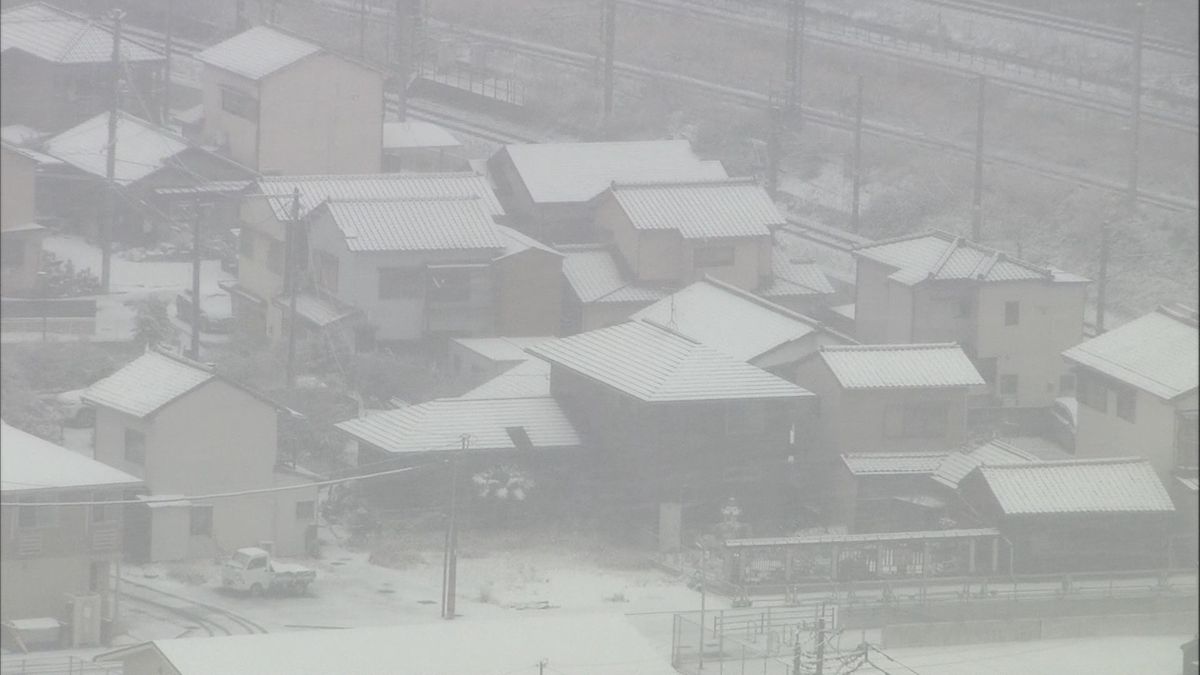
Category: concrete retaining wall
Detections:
[{"x1": 883, "y1": 611, "x2": 1199, "y2": 648}]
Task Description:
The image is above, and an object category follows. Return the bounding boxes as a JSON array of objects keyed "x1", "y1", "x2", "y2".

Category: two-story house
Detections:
[
  {"x1": 528, "y1": 320, "x2": 816, "y2": 513},
  {"x1": 793, "y1": 343, "x2": 986, "y2": 458},
  {"x1": 1, "y1": 421, "x2": 142, "y2": 645},
  {"x1": 194, "y1": 25, "x2": 383, "y2": 174},
  {"x1": 852, "y1": 230, "x2": 1089, "y2": 408},
  {"x1": 82, "y1": 349, "x2": 318, "y2": 561},
  {"x1": 486, "y1": 140, "x2": 728, "y2": 243},
  {"x1": 1063, "y1": 304, "x2": 1198, "y2": 482},
  {"x1": 1, "y1": 3, "x2": 164, "y2": 132},
  {"x1": 1, "y1": 142, "x2": 44, "y2": 296}
]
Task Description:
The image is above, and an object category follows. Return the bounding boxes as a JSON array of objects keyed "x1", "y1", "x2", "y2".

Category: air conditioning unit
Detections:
[{"x1": 65, "y1": 593, "x2": 102, "y2": 647}]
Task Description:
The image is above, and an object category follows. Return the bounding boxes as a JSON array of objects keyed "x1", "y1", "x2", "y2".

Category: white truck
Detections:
[{"x1": 221, "y1": 547, "x2": 316, "y2": 596}]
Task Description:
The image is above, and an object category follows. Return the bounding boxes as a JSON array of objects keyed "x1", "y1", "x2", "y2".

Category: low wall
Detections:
[{"x1": 883, "y1": 610, "x2": 1199, "y2": 648}]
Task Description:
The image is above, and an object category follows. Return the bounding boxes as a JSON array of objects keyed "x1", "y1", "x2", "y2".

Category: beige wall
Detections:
[
  {"x1": 257, "y1": 54, "x2": 383, "y2": 175},
  {"x1": 1, "y1": 146, "x2": 36, "y2": 230},
  {"x1": 236, "y1": 199, "x2": 288, "y2": 304},
  {"x1": 580, "y1": 300, "x2": 654, "y2": 332},
  {"x1": 683, "y1": 237, "x2": 770, "y2": 290},
  {"x1": 271, "y1": 471, "x2": 319, "y2": 558},
  {"x1": 854, "y1": 260, "x2": 914, "y2": 343},
  {"x1": 1075, "y1": 380, "x2": 1197, "y2": 480},
  {"x1": 200, "y1": 67, "x2": 260, "y2": 169}
]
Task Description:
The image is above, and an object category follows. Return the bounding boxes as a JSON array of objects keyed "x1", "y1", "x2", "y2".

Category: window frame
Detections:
[
  {"x1": 219, "y1": 85, "x2": 259, "y2": 121},
  {"x1": 124, "y1": 428, "x2": 146, "y2": 465},
  {"x1": 427, "y1": 268, "x2": 473, "y2": 303}
]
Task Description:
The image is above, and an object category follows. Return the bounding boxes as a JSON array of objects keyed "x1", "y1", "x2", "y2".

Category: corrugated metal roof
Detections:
[
  {"x1": 322, "y1": 197, "x2": 502, "y2": 253},
  {"x1": 2, "y1": 2, "x2": 162, "y2": 64},
  {"x1": 82, "y1": 351, "x2": 214, "y2": 418},
  {"x1": 336, "y1": 396, "x2": 581, "y2": 454},
  {"x1": 819, "y1": 343, "x2": 985, "y2": 390},
  {"x1": 931, "y1": 440, "x2": 1043, "y2": 490},
  {"x1": 841, "y1": 451, "x2": 951, "y2": 476},
  {"x1": 609, "y1": 179, "x2": 782, "y2": 240},
  {"x1": 43, "y1": 112, "x2": 187, "y2": 184},
  {"x1": 560, "y1": 245, "x2": 667, "y2": 305},
  {"x1": 500, "y1": 140, "x2": 727, "y2": 204},
  {"x1": 459, "y1": 360, "x2": 552, "y2": 399},
  {"x1": 853, "y1": 230, "x2": 1083, "y2": 286},
  {"x1": 1062, "y1": 305, "x2": 1198, "y2": 400},
  {"x1": 194, "y1": 25, "x2": 321, "y2": 81},
  {"x1": 977, "y1": 459, "x2": 1174, "y2": 516},
  {"x1": 382, "y1": 120, "x2": 461, "y2": 150},
  {"x1": 257, "y1": 172, "x2": 504, "y2": 221},
  {"x1": 1, "y1": 421, "x2": 142, "y2": 493},
  {"x1": 758, "y1": 248, "x2": 836, "y2": 298},
  {"x1": 528, "y1": 321, "x2": 813, "y2": 402},
  {"x1": 452, "y1": 337, "x2": 552, "y2": 364},
  {"x1": 154, "y1": 180, "x2": 254, "y2": 197},
  {"x1": 631, "y1": 278, "x2": 819, "y2": 362}
]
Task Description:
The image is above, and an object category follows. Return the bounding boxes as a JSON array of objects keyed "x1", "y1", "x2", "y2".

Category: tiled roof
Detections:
[
  {"x1": 382, "y1": 120, "x2": 461, "y2": 149},
  {"x1": 1, "y1": 421, "x2": 141, "y2": 493},
  {"x1": 336, "y1": 396, "x2": 581, "y2": 454},
  {"x1": 321, "y1": 197, "x2": 502, "y2": 252},
  {"x1": 459, "y1": 359, "x2": 552, "y2": 399},
  {"x1": 853, "y1": 230, "x2": 1086, "y2": 286},
  {"x1": 931, "y1": 440, "x2": 1043, "y2": 490},
  {"x1": 630, "y1": 278, "x2": 822, "y2": 362},
  {"x1": 560, "y1": 245, "x2": 667, "y2": 304},
  {"x1": 608, "y1": 179, "x2": 782, "y2": 240},
  {"x1": 758, "y1": 248, "x2": 836, "y2": 298},
  {"x1": 975, "y1": 458, "x2": 1174, "y2": 516},
  {"x1": 841, "y1": 451, "x2": 951, "y2": 476},
  {"x1": 43, "y1": 112, "x2": 188, "y2": 184},
  {"x1": 452, "y1": 337, "x2": 552, "y2": 364},
  {"x1": 194, "y1": 25, "x2": 321, "y2": 80},
  {"x1": 499, "y1": 140, "x2": 727, "y2": 204},
  {"x1": 528, "y1": 321, "x2": 813, "y2": 402},
  {"x1": 2, "y1": 2, "x2": 162, "y2": 64},
  {"x1": 819, "y1": 343, "x2": 985, "y2": 390},
  {"x1": 1062, "y1": 305, "x2": 1198, "y2": 400},
  {"x1": 256, "y1": 172, "x2": 504, "y2": 221},
  {"x1": 82, "y1": 351, "x2": 215, "y2": 418}
]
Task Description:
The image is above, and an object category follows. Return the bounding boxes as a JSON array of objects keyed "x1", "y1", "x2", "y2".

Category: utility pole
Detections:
[
  {"x1": 359, "y1": 0, "x2": 368, "y2": 59},
  {"x1": 766, "y1": 98, "x2": 782, "y2": 199},
  {"x1": 602, "y1": 0, "x2": 616, "y2": 126},
  {"x1": 190, "y1": 203, "x2": 204, "y2": 359},
  {"x1": 851, "y1": 74, "x2": 864, "y2": 232},
  {"x1": 1127, "y1": 1, "x2": 1145, "y2": 208},
  {"x1": 972, "y1": 75, "x2": 986, "y2": 241},
  {"x1": 101, "y1": 8, "x2": 125, "y2": 293},
  {"x1": 537, "y1": 660, "x2": 547, "y2": 675},
  {"x1": 161, "y1": 0, "x2": 173, "y2": 124},
  {"x1": 442, "y1": 434, "x2": 467, "y2": 619},
  {"x1": 285, "y1": 188, "x2": 301, "y2": 390},
  {"x1": 786, "y1": 0, "x2": 805, "y2": 119},
  {"x1": 1096, "y1": 214, "x2": 1111, "y2": 333},
  {"x1": 814, "y1": 617, "x2": 827, "y2": 675}
]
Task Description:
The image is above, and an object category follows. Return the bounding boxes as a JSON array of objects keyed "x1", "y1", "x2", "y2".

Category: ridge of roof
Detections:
[
  {"x1": 258, "y1": 171, "x2": 485, "y2": 183},
  {"x1": 150, "y1": 345, "x2": 216, "y2": 373},
  {"x1": 979, "y1": 456, "x2": 1149, "y2": 470},
  {"x1": 820, "y1": 342, "x2": 960, "y2": 352},
  {"x1": 856, "y1": 229, "x2": 1055, "y2": 280},
  {"x1": 638, "y1": 318, "x2": 703, "y2": 345},
  {"x1": 697, "y1": 274, "x2": 855, "y2": 344},
  {"x1": 320, "y1": 195, "x2": 481, "y2": 204},
  {"x1": 609, "y1": 177, "x2": 759, "y2": 189}
]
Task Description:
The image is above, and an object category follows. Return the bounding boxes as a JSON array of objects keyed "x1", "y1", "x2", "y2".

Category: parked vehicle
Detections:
[
  {"x1": 221, "y1": 547, "x2": 315, "y2": 596},
  {"x1": 1050, "y1": 396, "x2": 1077, "y2": 453}
]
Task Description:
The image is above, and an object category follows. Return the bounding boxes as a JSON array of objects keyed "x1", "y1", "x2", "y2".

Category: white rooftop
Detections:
[
  {"x1": 854, "y1": 230, "x2": 1088, "y2": 286},
  {"x1": 382, "y1": 120, "x2": 462, "y2": 150},
  {"x1": 321, "y1": 197, "x2": 502, "y2": 253},
  {"x1": 499, "y1": 140, "x2": 728, "y2": 204},
  {"x1": 931, "y1": 440, "x2": 1044, "y2": 490},
  {"x1": 459, "y1": 359, "x2": 552, "y2": 400},
  {"x1": 97, "y1": 614, "x2": 677, "y2": 675},
  {"x1": 43, "y1": 112, "x2": 188, "y2": 184},
  {"x1": 1062, "y1": 305, "x2": 1198, "y2": 400},
  {"x1": 256, "y1": 172, "x2": 504, "y2": 221},
  {"x1": 841, "y1": 451, "x2": 951, "y2": 476},
  {"x1": 818, "y1": 343, "x2": 985, "y2": 390},
  {"x1": 759, "y1": 248, "x2": 837, "y2": 298},
  {"x1": 82, "y1": 351, "x2": 216, "y2": 418},
  {"x1": 630, "y1": 278, "x2": 826, "y2": 363},
  {"x1": 194, "y1": 25, "x2": 321, "y2": 81},
  {"x1": 529, "y1": 320, "x2": 813, "y2": 403},
  {"x1": 1, "y1": 421, "x2": 141, "y2": 493},
  {"x1": 608, "y1": 178, "x2": 783, "y2": 240},
  {"x1": 1, "y1": 2, "x2": 163, "y2": 64},
  {"x1": 973, "y1": 458, "x2": 1174, "y2": 516},
  {"x1": 452, "y1": 336, "x2": 553, "y2": 364},
  {"x1": 560, "y1": 245, "x2": 667, "y2": 304}
]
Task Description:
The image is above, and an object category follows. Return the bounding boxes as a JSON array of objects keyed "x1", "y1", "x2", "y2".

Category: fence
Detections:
[
  {"x1": 0, "y1": 298, "x2": 97, "y2": 338},
  {"x1": 672, "y1": 613, "x2": 795, "y2": 675}
]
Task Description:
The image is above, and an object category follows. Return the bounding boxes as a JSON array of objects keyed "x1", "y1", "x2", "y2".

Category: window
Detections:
[
  {"x1": 379, "y1": 268, "x2": 423, "y2": 299},
  {"x1": 220, "y1": 85, "x2": 258, "y2": 120},
  {"x1": 885, "y1": 402, "x2": 949, "y2": 438},
  {"x1": 239, "y1": 229, "x2": 255, "y2": 259},
  {"x1": 124, "y1": 429, "x2": 146, "y2": 465},
  {"x1": 295, "y1": 501, "x2": 316, "y2": 520},
  {"x1": 1115, "y1": 387, "x2": 1136, "y2": 423},
  {"x1": 1077, "y1": 373, "x2": 1107, "y2": 413},
  {"x1": 1004, "y1": 301, "x2": 1020, "y2": 326},
  {"x1": 17, "y1": 496, "x2": 57, "y2": 529},
  {"x1": 428, "y1": 269, "x2": 472, "y2": 303},
  {"x1": 313, "y1": 251, "x2": 339, "y2": 293},
  {"x1": 190, "y1": 505, "x2": 214, "y2": 536},
  {"x1": 267, "y1": 239, "x2": 285, "y2": 275},
  {"x1": 1000, "y1": 375, "x2": 1019, "y2": 397},
  {"x1": 694, "y1": 246, "x2": 735, "y2": 268}
]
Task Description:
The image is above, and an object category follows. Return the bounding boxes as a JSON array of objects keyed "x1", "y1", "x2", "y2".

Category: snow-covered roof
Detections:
[
  {"x1": 529, "y1": 321, "x2": 814, "y2": 403},
  {"x1": 382, "y1": 120, "x2": 462, "y2": 150},
  {"x1": 499, "y1": 140, "x2": 727, "y2": 204},
  {"x1": 758, "y1": 248, "x2": 836, "y2": 298},
  {"x1": 194, "y1": 25, "x2": 321, "y2": 81},
  {"x1": 1062, "y1": 304, "x2": 1198, "y2": 400},
  {"x1": 319, "y1": 197, "x2": 502, "y2": 253},
  {"x1": 459, "y1": 359, "x2": 552, "y2": 400},
  {"x1": 630, "y1": 278, "x2": 826, "y2": 363},
  {"x1": 608, "y1": 178, "x2": 782, "y2": 240},
  {"x1": 43, "y1": 112, "x2": 188, "y2": 184},
  {"x1": 1, "y1": 421, "x2": 141, "y2": 493},
  {"x1": 493, "y1": 224, "x2": 560, "y2": 260},
  {"x1": 818, "y1": 343, "x2": 985, "y2": 390},
  {"x1": 337, "y1": 396, "x2": 581, "y2": 454},
  {"x1": 97, "y1": 614, "x2": 677, "y2": 675},
  {"x1": 973, "y1": 458, "x2": 1174, "y2": 516},
  {"x1": 841, "y1": 451, "x2": 951, "y2": 477},
  {"x1": 560, "y1": 244, "x2": 667, "y2": 305},
  {"x1": 452, "y1": 336, "x2": 552, "y2": 364},
  {"x1": 1, "y1": 2, "x2": 163, "y2": 64},
  {"x1": 256, "y1": 172, "x2": 504, "y2": 221},
  {"x1": 82, "y1": 351, "x2": 215, "y2": 418},
  {"x1": 775, "y1": 221, "x2": 867, "y2": 288},
  {"x1": 853, "y1": 230, "x2": 1088, "y2": 286},
  {"x1": 931, "y1": 440, "x2": 1043, "y2": 490}
]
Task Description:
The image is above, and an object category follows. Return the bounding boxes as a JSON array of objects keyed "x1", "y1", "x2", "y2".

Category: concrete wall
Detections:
[
  {"x1": 0, "y1": 555, "x2": 91, "y2": 621},
  {"x1": 883, "y1": 610, "x2": 1199, "y2": 648},
  {"x1": 271, "y1": 471, "x2": 319, "y2": 558},
  {"x1": 1075, "y1": 382, "x2": 1197, "y2": 480},
  {"x1": 853, "y1": 260, "x2": 915, "y2": 344}
]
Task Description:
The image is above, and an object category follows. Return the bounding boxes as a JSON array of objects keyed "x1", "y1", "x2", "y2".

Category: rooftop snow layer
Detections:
[
  {"x1": 1062, "y1": 305, "x2": 1198, "y2": 400},
  {"x1": 559, "y1": 245, "x2": 666, "y2": 304},
  {"x1": 608, "y1": 179, "x2": 782, "y2": 240},
  {"x1": 82, "y1": 351, "x2": 214, "y2": 418},
  {"x1": 256, "y1": 172, "x2": 504, "y2": 221},
  {"x1": 2, "y1": 2, "x2": 163, "y2": 64},
  {"x1": 841, "y1": 451, "x2": 951, "y2": 476},
  {"x1": 321, "y1": 197, "x2": 501, "y2": 252},
  {"x1": 974, "y1": 458, "x2": 1174, "y2": 516},
  {"x1": 194, "y1": 25, "x2": 321, "y2": 80},
  {"x1": 853, "y1": 230, "x2": 1087, "y2": 286},
  {"x1": 458, "y1": 359, "x2": 553, "y2": 400},
  {"x1": 1, "y1": 421, "x2": 141, "y2": 493},
  {"x1": 43, "y1": 112, "x2": 188, "y2": 184},
  {"x1": 819, "y1": 343, "x2": 985, "y2": 390}
]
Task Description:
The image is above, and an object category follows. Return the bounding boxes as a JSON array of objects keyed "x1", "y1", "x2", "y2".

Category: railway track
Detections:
[
  {"x1": 120, "y1": 577, "x2": 268, "y2": 637},
  {"x1": 620, "y1": 0, "x2": 1198, "y2": 134}
]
